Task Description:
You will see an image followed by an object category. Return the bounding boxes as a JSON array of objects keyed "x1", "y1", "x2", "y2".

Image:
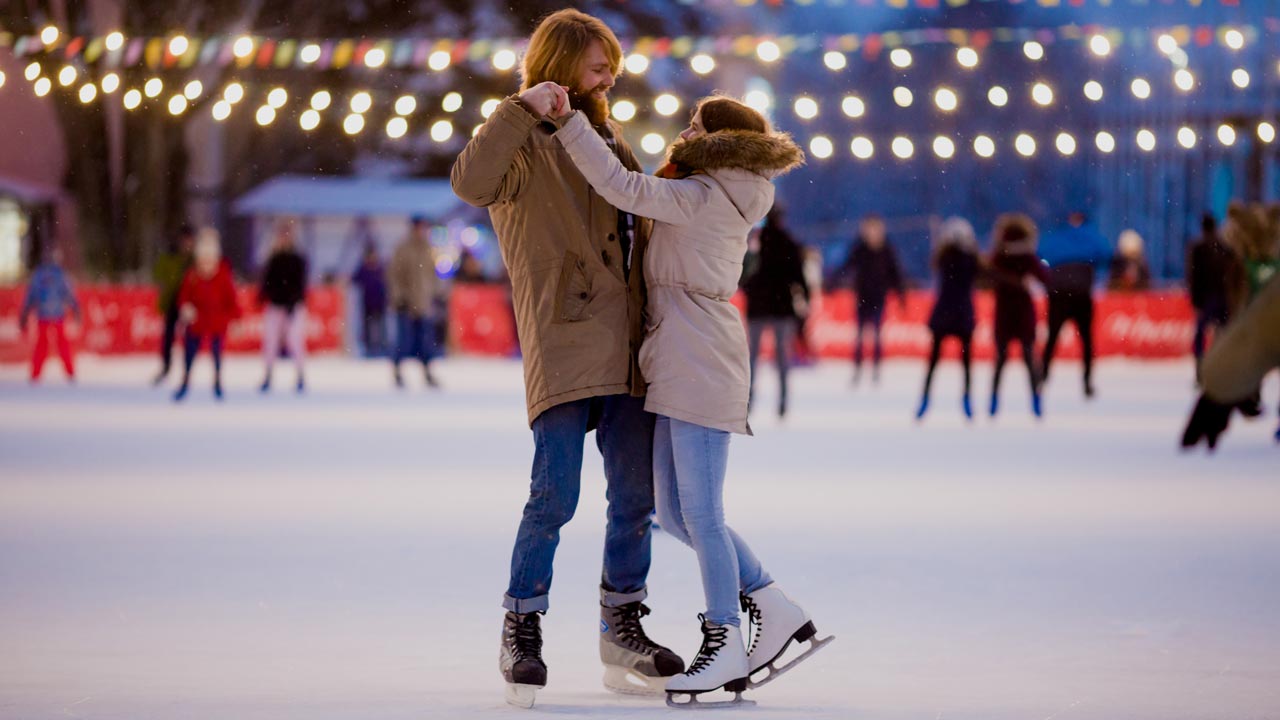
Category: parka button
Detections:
[
  {"x1": 579, "y1": 292, "x2": 588, "y2": 300},
  {"x1": 607, "y1": 233, "x2": 617, "y2": 242},
  {"x1": 602, "y1": 250, "x2": 611, "y2": 265}
]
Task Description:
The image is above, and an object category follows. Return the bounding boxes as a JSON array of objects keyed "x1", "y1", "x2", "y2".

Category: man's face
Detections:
[{"x1": 568, "y1": 39, "x2": 615, "y2": 125}]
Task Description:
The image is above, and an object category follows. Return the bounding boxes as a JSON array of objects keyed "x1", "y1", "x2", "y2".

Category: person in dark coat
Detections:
[
  {"x1": 1186, "y1": 213, "x2": 1244, "y2": 383},
  {"x1": 989, "y1": 213, "x2": 1047, "y2": 418},
  {"x1": 1039, "y1": 212, "x2": 1113, "y2": 399},
  {"x1": 351, "y1": 244, "x2": 389, "y2": 357},
  {"x1": 834, "y1": 214, "x2": 906, "y2": 385},
  {"x1": 258, "y1": 220, "x2": 309, "y2": 393},
  {"x1": 743, "y1": 207, "x2": 810, "y2": 418},
  {"x1": 917, "y1": 217, "x2": 980, "y2": 420},
  {"x1": 152, "y1": 225, "x2": 195, "y2": 385}
]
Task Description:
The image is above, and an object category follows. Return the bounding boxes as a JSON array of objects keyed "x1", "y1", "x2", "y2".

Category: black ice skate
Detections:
[
  {"x1": 599, "y1": 601, "x2": 684, "y2": 695},
  {"x1": 665, "y1": 615, "x2": 754, "y2": 710},
  {"x1": 499, "y1": 611, "x2": 547, "y2": 708}
]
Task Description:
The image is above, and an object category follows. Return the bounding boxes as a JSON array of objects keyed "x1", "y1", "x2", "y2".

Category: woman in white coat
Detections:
[{"x1": 550, "y1": 93, "x2": 828, "y2": 703}]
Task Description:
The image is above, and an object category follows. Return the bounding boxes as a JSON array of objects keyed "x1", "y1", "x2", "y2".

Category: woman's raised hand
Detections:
[{"x1": 518, "y1": 81, "x2": 571, "y2": 119}]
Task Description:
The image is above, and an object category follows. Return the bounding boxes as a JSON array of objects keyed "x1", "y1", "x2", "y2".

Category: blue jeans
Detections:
[
  {"x1": 653, "y1": 415, "x2": 772, "y2": 627},
  {"x1": 505, "y1": 394, "x2": 656, "y2": 613},
  {"x1": 394, "y1": 313, "x2": 439, "y2": 367}
]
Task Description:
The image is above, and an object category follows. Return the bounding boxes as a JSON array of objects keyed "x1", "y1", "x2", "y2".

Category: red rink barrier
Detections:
[{"x1": 0, "y1": 285, "x2": 345, "y2": 364}]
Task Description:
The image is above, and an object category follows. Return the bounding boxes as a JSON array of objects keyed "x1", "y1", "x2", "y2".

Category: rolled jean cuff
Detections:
[
  {"x1": 600, "y1": 585, "x2": 647, "y2": 608},
  {"x1": 503, "y1": 593, "x2": 549, "y2": 614}
]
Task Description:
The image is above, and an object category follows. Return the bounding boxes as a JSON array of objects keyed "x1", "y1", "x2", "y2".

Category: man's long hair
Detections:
[{"x1": 520, "y1": 9, "x2": 623, "y2": 92}]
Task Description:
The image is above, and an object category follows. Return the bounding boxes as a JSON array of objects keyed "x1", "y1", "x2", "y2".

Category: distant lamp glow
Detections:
[
  {"x1": 442, "y1": 92, "x2": 462, "y2": 112},
  {"x1": 1089, "y1": 35, "x2": 1111, "y2": 57},
  {"x1": 841, "y1": 95, "x2": 865, "y2": 118},
  {"x1": 1055, "y1": 132, "x2": 1076, "y2": 156},
  {"x1": 933, "y1": 136, "x2": 955, "y2": 159},
  {"x1": 889, "y1": 48, "x2": 912, "y2": 68},
  {"x1": 233, "y1": 36, "x2": 255, "y2": 59},
  {"x1": 1095, "y1": 131, "x2": 1116, "y2": 153},
  {"x1": 1177, "y1": 127, "x2": 1197, "y2": 149},
  {"x1": 24, "y1": 62, "x2": 41, "y2": 82},
  {"x1": 40, "y1": 26, "x2": 59, "y2": 45},
  {"x1": 343, "y1": 113, "x2": 365, "y2": 135},
  {"x1": 744, "y1": 90, "x2": 771, "y2": 112},
  {"x1": 395, "y1": 95, "x2": 417, "y2": 116},
  {"x1": 1137, "y1": 129, "x2": 1156, "y2": 152},
  {"x1": 58, "y1": 65, "x2": 76, "y2": 87},
  {"x1": 480, "y1": 98, "x2": 501, "y2": 119},
  {"x1": 1023, "y1": 41, "x2": 1044, "y2": 61},
  {"x1": 809, "y1": 136, "x2": 834, "y2": 159},
  {"x1": 224, "y1": 82, "x2": 245, "y2": 104},
  {"x1": 350, "y1": 91, "x2": 372, "y2": 114},
  {"x1": 691, "y1": 54, "x2": 716, "y2": 75},
  {"x1": 1224, "y1": 29, "x2": 1245, "y2": 51},
  {"x1": 1174, "y1": 69, "x2": 1195, "y2": 92},
  {"x1": 974, "y1": 135, "x2": 996, "y2": 158},
  {"x1": 654, "y1": 93, "x2": 680, "y2": 117},
  {"x1": 934, "y1": 87, "x2": 958, "y2": 113},
  {"x1": 956, "y1": 47, "x2": 979, "y2": 69},
  {"x1": 267, "y1": 88, "x2": 288, "y2": 109},
  {"x1": 364, "y1": 48, "x2": 387, "y2": 69},
  {"x1": 823, "y1": 51, "x2": 847, "y2": 71},
  {"x1": 1015, "y1": 133, "x2": 1037, "y2": 157},
  {"x1": 0, "y1": 71, "x2": 7, "y2": 89},
  {"x1": 428, "y1": 50, "x2": 451, "y2": 72},
  {"x1": 492, "y1": 49, "x2": 517, "y2": 71},
  {"x1": 430, "y1": 120, "x2": 454, "y2": 143},
  {"x1": 78, "y1": 83, "x2": 97, "y2": 104},
  {"x1": 310, "y1": 90, "x2": 330, "y2": 111},
  {"x1": 300, "y1": 44, "x2": 322, "y2": 64},
  {"x1": 611, "y1": 100, "x2": 636, "y2": 122},
  {"x1": 300, "y1": 109, "x2": 320, "y2": 131},
  {"x1": 105, "y1": 32, "x2": 125, "y2": 52},
  {"x1": 641, "y1": 133, "x2": 666, "y2": 155},
  {"x1": 1260, "y1": 122, "x2": 1277, "y2": 144},
  {"x1": 33, "y1": 77, "x2": 52, "y2": 97},
  {"x1": 1131, "y1": 78, "x2": 1151, "y2": 99},
  {"x1": 386, "y1": 117, "x2": 408, "y2": 139},
  {"x1": 256, "y1": 106, "x2": 276, "y2": 126},
  {"x1": 756, "y1": 41, "x2": 781, "y2": 63},
  {"x1": 891, "y1": 136, "x2": 914, "y2": 159},
  {"x1": 1232, "y1": 68, "x2": 1250, "y2": 89},
  {"x1": 1031, "y1": 82, "x2": 1054, "y2": 106},
  {"x1": 183, "y1": 80, "x2": 203, "y2": 100},
  {"x1": 1157, "y1": 34, "x2": 1178, "y2": 55},
  {"x1": 851, "y1": 136, "x2": 874, "y2": 160},
  {"x1": 987, "y1": 86, "x2": 1008, "y2": 107},
  {"x1": 793, "y1": 96, "x2": 819, "y2": 120},
  {"x1": 211, "y1": 100, "x2": 232, "y2": 122},
  {"x1": 893, "y1": 86, "x2": 913, "y2": 108},
  {"x1": 100, "y1": 73, "x2": 120, "y2": 94},
  {"x1": 1217, "y1": 124, "x2": 1236, "y2": 146},
  {"x1": 1084, "y1": 80, "x2": 1103, "y2": 101},
  {"x1": 167, "y1": 95, "x2": 187, "y2": 115},
  {"x1": 625, "y1": 53, "x2": 649, "y2": 75},
  {"x1": 168, "y1": 35, "x2": 189, "y2": 57},
  {"x1": 144, "y1": 78, "x2": 163, "y2": 98},
  {"x1": 122, "y1": 88, "x2": 141, "y2": 109}
]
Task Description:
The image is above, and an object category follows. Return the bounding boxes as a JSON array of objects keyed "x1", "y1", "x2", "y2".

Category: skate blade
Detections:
[
  {"x1": 665, "y1": 689, "x2": 755, "y2": 710},
  {"x1": 747, "y1": 633, "x2": 835, "y2": 690},
  {"x1": 504, "y1": 683, "x2": 538, "y2": 708},
  {"x1": 602, "y1": 665, "x2": 667, "y2": 696}
]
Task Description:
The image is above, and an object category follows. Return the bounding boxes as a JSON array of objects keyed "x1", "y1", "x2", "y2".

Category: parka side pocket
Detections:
[{"x1": 553, "y1": 250, "x2": 592, "y2": 323}]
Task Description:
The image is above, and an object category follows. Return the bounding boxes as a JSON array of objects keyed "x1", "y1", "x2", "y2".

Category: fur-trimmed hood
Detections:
[{"x1": 667, "y1": 130, "x2": 805, "y2": 177}]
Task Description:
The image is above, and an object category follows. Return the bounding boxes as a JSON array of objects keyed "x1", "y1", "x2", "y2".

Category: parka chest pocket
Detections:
[{"x1": 554, "y1": 250, "x2": 592, "y2": 323}]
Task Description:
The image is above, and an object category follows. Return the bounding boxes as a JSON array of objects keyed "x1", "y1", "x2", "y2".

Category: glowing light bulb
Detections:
[
  {"x1": 78, "y1": 83, "x2": 97, "y2": 104},
  {"x1": 890, "y1": 48, "x2": 912, "y2": 69},
  {"x1": 34, "y1": 77, "x2": 52, "y2": 97},
  {"x1": 625, "y1": 53, "x2": 649, "y2": 75},
  {"x1": 841, "y1": 96, "x2": 865, "y2": 118},
  {"x1": 1031, "y1": 82, "x2": 1054, "y2": 106},
  {"x1": 851, "y1": 136, "x2": 874, "y2": 159},
  {"x1": 933, "y1": 136, "x2": 955, "y2": 159},
  {"x1": 442, "y1": 92, "x2": 462, "y2": 113},
  {"x1": 144, "y1": 78, "x2": 163, "y2": 98},
  {"x1": 809, "y1": 136, "x2": 833, "y2": 159},
  {"x1": 891, "y1": 136, "x2": 914, "y2": 159},
  {"x1": 956, "y1": 47, "x2": 979, "y2": 69},
  {"x1": 611, "y1": 100, "x2": 636, "y2": 122},
  {"x1": 350, "y1": 91, "x2": 372, "y2": 114},
  {"x1": 168, "y1": 95, "x2": 188, "y2": 115},
  {"x1": 1224, "y1": 29, "x2": 1244, "y2": 51},
  {"x1": 300, "y1": 44, "x2": 321, "y2": 64},
  {"x1": 224, "y1": 82, "x2": 245, "y2": 104},
  {"x1": 395, "y1": 95, "x2": 417, "y2": 116},
  {"x1": 343, "y1": 113, "x2": 365, "y2": 135},
  {"x1": 1177, "y1": 127, "x2": 1197, "y2": 149},
  {"x1": 1084, "y1": 80, "x2": 1103, "y2": 101},
  {"x1": 1157, "y1": 34, "x2": 1178, "y2": 55},
  {"x1": 40, "y1": 26, "x2": 59, "y2": 45},
  {"x1": 256, "y1": 106, "x2": 276, "y2": 126},
  {"x1": 58, "y1": 65, "x2": 76, "y2": 87},
  {"x1": 641, "y1": 133, "x2": 665, "y2": 155},
  {"x1": 1217, "y1": 124, "x2": 1236, "y2": 146},
  {"x1": 934, "y1": 88, "x2": 958, "y2": 113},
  {"x1": 101, "y1": 73, "x2": 120, "y2": 94},
  {"x1": 386, "y1": 117, "x2": 408, "y2": 139},
  {"x1": 1174, "y1": 69, "x2": 1195, "y2": 92},
  {"x1": 1055, "y1": 132, "x2": 1076, "y2": 156},
  {"x1": 744, "y1": 90, "x2": 771, "y2": 112},
  {"x1": 1015, "y1": 133, "x2": 1037, "y2": 157},
  {"x1": 183, "y1": 80, "x2": 203, "y2": 100},
  {"x1": 428, "y1": 50, "x2": 451, "y2": 71},
  {"x1": 756, "y1": 41, "x2": 781, "y2": 63},
  {"x1": 267, "y1": 88, "x2": 288, "y2": 109},
  {"x1": 364, "y1": 47, "x2": 386, "y2": 69},
  {"x1": 893, "y1": 86, "x2": 913, "y2": 108},
  {"x1": 123, "y1": 88, "x2": 141, "y2": 109},
  {"x1": 974, "y1": 135, "x2": 995, "y2": 158},
  {"x1": 300, "y1": 109, "x2": 320, "y2": 131},
  {"x1": 1089, "y1": 35, "x2": 1111, "y2": 57},
  {"x1": 1095, "y1": 131, "x2": 1115, "y2": 153},
  {"x1": 1131, "y1": 78, "x2": 1151, "y2": 100},
  {"x1": 233, "y1": 36, "x2": 255, "y2": 59},
  {"x1": 481, "y1": 98, "x2": 500, "y2": 119},
  {"x1": 310, "y1": 90, "x2": 331, "y2": 111},
  {"x1": 691, "y1": 54, "x2": 716, "y2": 75},
  {"x1": 988, "y1": 86, "x2": 1009, "y2": 107},
  {"x1": 168, "y1": 35, "x2": 189, "y2": 56},
  {"x1": 24, "y1": 62, "x2": 41, "y2": 82},
  {"x1": 1259, "y1": 122, "x2": 1276, "y2": 144},
  {"x1": 1137, "y1": 129, "x2": 1156, "y2": 152},
  {"x1": 492, "y1": 49, "x2": 517, "y2": 71},
  {"x1": 1232, "y1": 68, "x2": 1250, "y2": 89},
  {"x1": 655, "y1": 93, "x2": 680, "y2": 117},
  {"x1": 823, "y1": 52, "x2": 847, "y2": 71},
  {"x1": 430, "y1": 120, "x2": 454, "y2": 142},
  {"x1": 105, "y1": 32, "x2": 125, "y2": 52},
  {"x1": 793, "y1": 97, "x2": 818, "y2": 120},
  {"x1": 1023, "y1": 41, "x2": 1044, "y2": 61},
  {"x1": 212, "y1": 100, "x2": 232, "y2": 121}
]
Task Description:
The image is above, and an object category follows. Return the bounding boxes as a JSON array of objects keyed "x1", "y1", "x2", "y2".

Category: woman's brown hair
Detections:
[
  {"x1": 694, "y1": 95, "x2": 771, "y2": 134},
  {"x1": 520, "y1": 9, "x2": 623, "y2": 92}
]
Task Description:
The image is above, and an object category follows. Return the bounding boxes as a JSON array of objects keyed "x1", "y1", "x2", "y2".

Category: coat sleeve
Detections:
[
  {"x1": 450, "y1": 97, "x2": 539, "y2": 208},
  {"x1": 1201, "y1": 274, "x2": 1280, "y2": 404},
  {"x1": 555, "y1": 112, "x2": 710, "y2": 227}
]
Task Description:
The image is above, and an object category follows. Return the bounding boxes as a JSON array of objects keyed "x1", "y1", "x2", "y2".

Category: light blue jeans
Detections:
[{"x1": 653, "y1": 415, "x2": 773, "y2": 627}]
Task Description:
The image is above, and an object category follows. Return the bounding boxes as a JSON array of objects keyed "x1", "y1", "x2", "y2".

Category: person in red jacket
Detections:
[{"x1": 173, "y1": 228, "x2": 240, "y2": 402}]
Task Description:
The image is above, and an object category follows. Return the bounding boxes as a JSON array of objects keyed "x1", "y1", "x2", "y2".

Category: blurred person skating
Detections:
[
  {"x1": 554, "y1": 93, "x2": 830, "y2": 707},
  {"x1": 173, "y1": 229, "x2": 239, "y2": 402},
  {"x1": 1039, "y1": 212, "x2": 1112, "y2": 399},
  {"x1": 1222, "y1": 201, "x2": 1280, "y2": 428},
  {"x1": 20, "y1": 246, "x2": 80, "y2": 383},
  {"x1": 742, "y1": 207, "x2": 810, "y2": 419},
  {"x1": 916, "y1": 218, "x2": 980, "y2": 420},
  {"x1": 1107, "y1": 230, "x2": 1152, "y2": 292},
  {"x1": 388, "y1": 217, "x2": 443, "y2": 389},
  {"x1": 1186, "y1": 213, "x2": 1243, "y2": 383},
  {"x1": 988, "y1": 213, "x2": 1047, "y2": 418},
  {"x1": 834, "y1": 214, "x2": 906, "y2": 385},
  {"x1": 351, "y1": 243, "x2": 388, "y2": 357},
  {"x1": 451, "y1": 10, "x2": 682, "y2": 707},
  {"x1": 258, "y1": 220, "x2": 309, "y2": 394},
  {"x1": 152, "y1": 225, "x2": 195, "y2": 384}
]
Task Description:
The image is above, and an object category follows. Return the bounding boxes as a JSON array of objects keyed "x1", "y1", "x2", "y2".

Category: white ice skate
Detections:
[
  {"x1": 665, "y1": 616, "x2": 755, "y2": 710},
  {"x1": 742, "y1": 583, "x2": 834, "y2": 689}
]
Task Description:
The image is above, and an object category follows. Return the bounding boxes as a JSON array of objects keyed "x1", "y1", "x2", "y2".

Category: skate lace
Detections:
[
  {"x1": 686, "y1": 614, "x2": 728, "y2": 675},
  {"x1": 507, "y1": 613, "x2": 543, "y2": 662},
  {"x1": 612, "y1": 602, "x2": 659, "y2": 654},
  {"x1": 740, "y1": 594, "x2": 763, "y2": 655}
]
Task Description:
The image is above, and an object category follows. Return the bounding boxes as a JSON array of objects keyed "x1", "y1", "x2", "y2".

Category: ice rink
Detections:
[{"x1": 1, "y1": 355, "x2": 1278, "y2": 720}]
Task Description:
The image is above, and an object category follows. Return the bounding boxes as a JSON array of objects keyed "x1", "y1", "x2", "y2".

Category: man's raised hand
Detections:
[{"x1": 518, "y1": 82, "x2": 570, "y2": 119}]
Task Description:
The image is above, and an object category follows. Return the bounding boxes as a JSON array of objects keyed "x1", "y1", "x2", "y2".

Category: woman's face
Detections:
[{"x1": 679, "y1": 109, "x2": 705, "y2": 141}]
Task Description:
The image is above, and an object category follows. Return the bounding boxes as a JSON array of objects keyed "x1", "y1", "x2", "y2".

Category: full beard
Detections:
[{"x1": 569, "y1": 86, "x2": 611, "y2": 127}]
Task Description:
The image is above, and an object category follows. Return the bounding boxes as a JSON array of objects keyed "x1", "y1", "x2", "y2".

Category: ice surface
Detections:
[{"x1": 1, "y1": 355, "x2": 1278, "y2": 719}]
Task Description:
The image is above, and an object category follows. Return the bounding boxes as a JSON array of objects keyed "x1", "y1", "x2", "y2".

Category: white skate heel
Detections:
[
  {"x1": 741, "y1": 584, "x2": 834, "y2": 689},
  {"x1": 504, "y1": 683, "x2": 538, "y2": 708}
]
